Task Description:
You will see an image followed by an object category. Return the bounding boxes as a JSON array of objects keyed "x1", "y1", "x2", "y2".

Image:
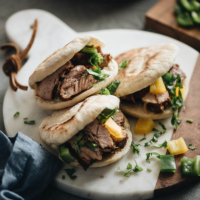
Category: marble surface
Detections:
[{"x1": 0, "y1": 1, "x2": 200, "y2": 200}]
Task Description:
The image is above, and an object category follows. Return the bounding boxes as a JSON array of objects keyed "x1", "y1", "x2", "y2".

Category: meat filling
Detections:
[
  {"x1": 121, "y1": 64, "x2": 186, "y2": 113},
  {"x1": 36, "y1": 47, "x2": 112, "y2": 101},
  {"x1": 68, "y1": 110, "x2": 128, "y2": 170}
]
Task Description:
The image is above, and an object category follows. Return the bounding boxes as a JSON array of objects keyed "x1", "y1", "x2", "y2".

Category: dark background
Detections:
[{"x1": 0, "y1": 0, "x2": 200, "y2": 199}]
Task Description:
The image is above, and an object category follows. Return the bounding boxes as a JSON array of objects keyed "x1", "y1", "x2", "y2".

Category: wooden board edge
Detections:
[
  {"x1": 154, "y1": 54, "x2": 200, "y2": 196},
  {"x1": 145, "y1": 16, "x2": 200, "y2": 52}
]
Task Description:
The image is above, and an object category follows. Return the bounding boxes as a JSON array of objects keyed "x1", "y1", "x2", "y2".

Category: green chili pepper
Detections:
[
  {"x1": 176, "y1": 13, "x2": 194, "y2": 27},
  {"x1": 80, "y1": 45, "x2": 98, "y2": 54},
  {"x1": 59, "y1": 144, "x2": 75, "y2": 164},
  {"x1": 191, "y1": 11, "x2": 200, "y2": 24},
  {"x1": 193, "y1": 156, "x2": 200, "y2": 176},
  {"x1": 179, "y1": 0, "x2": 200, "y2": 12},
  {"x1": 181, "y1": 157, "x2": 195, "y2": 176},
  {"x1": 181, "y1": 156, "x2": 200, "y2": 176},
  {"x1": 160, "y1": 155, "x2": 176, "y2": 173}
]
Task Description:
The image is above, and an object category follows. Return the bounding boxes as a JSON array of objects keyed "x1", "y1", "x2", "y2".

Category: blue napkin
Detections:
[{"x1": 0, "y1": 131, "x2": 62, "y2": 200}]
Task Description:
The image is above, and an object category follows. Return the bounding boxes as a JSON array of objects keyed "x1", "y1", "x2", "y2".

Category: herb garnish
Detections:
[
  {"x1": 145, "y1": 122, "x2": 167, "y2": 146},
  {"x1": 131, "y1": 142, "x2": 142, "y2": 156},
  {"x1": 87, "y1": 68, "x2": 110, "y2": 81},
  {"x1": 138, "y1": 134, "x2": 146, "y2": 142},
  {"x1": 162, "y1": 73, "x2": 184, "y2": 129},
  {"x1": 24, "y1": 120, "x2": 35, "y2": 125},
  {"x1": 189, "y1": 144, "x2": 196, "y2": 150},
  {"x1": 14, "y1": 112, "x2": 20, "y2": 117},
  {"x1": 23, "y1": 117, "x2": 28, "y2": 120},
  {"x1": 100, "y1": 80, "x2": 121, "y2": 95},
  {"x1": 147, "y1": 168, "x2": 152, "y2": 172},
  {"x1": 89, "y1": 53, "x2": 103, "y2": 66},
  {"x1": 65, "y1": 168, "x2": 77, "y2": 180},
  {"x1": 118, "y1": 59, "x2": 132, "y2": 69},
  {"x1": 97, "y1": 108, "x2": 118, "y2": 124},
  {"x1": 107, "y1": 80, "x2": 120, "y2": 94},
  {"x1": 149, "y1": 140, "x2": 168, "y2": 148},
  {"x1": 117, "y1": 159, "x2": 143, "y2": 178},
  {"x1": 146, "y1": 152, "x2": 160, "y2": 163},
  {"x1": 187, "y1": 118, "x2": 193, "y2": 123},
  {"x1": 73, "y1": 131, "x2": 88, "y2": 154},
  {"x1": 100, "y1": 88, "x2": 110, "y2": 95}
]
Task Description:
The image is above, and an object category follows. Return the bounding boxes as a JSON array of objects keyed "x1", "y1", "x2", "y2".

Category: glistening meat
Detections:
[{"x1": 142, "y1": 91, "x2": 170, "y2": 113}]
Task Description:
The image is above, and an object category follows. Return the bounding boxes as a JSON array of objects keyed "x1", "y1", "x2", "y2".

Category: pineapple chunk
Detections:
[
  {"x1": 134, "y1": 118, "x2": 155, "y2": 134},
  {"x1": 104, "y1": 118, "x2": 124, "y2": 142},
  {"x1": 176, "y1": 86, "x2": 185, "y2": 98},
  {"x1": 167, "y1": 137, "x2": 188, "y2": 155},
  {"x1": 150, "y1": 77, "x2": 167, "y2": 94}
]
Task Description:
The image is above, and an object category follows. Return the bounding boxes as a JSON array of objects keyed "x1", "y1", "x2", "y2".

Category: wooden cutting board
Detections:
[
  {"x1": 145, "y1": 0, "x2": 200, "y2": 52},
  {"x1": 155, "y1": 54, "x2": 200, "y2": 197}
]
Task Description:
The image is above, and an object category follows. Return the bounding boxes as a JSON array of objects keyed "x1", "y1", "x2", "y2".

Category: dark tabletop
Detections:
[{"x1": 0, "y1": 0, "x2": 200, "y2": 199}]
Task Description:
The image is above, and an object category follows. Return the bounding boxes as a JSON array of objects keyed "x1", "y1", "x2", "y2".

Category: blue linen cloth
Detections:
[{"x1": 0, "y1": 131, "x2": 62, "y2": 200}]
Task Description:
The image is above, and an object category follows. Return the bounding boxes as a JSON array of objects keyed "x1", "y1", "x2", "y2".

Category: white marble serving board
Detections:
[{"x1": 3, "y1": 9, "x2": 199, "y2": 200}]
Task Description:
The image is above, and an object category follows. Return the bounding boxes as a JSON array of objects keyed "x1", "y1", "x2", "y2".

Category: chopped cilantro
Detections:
[
  {"x1": 138, "y1": 134, "x2": 146, "y2": 142},
  {"x1": 24, "y1": 120, "x2": 35, "y2": 125},
  {"x1": 147, "y1": 168, "x2": 152, "y2": 172},
  {"x1": 118, "y1": 59, "x2": 132, "y2": 69},
  {"x1": 117, "y1": 159, "x2": 143, "y2": 178},
  {"x1": 149, "y1": 140, "x2": 168, "y2": 148},
  {"x1": 65, "y1": 168, "x2": 77, "y2": 180},
  {"x1": 87, "y1": 68, "x2": 109, "y2": 81},
  {"x1": 189, "y1": 144, "x2": 196, "y2": 150},
  {"x1": 158, "y1": 122, "x2": 167, "y2": 133},
  {"x1": 146, "y1": 152, "x2": 160, "y2": 163},
  {"x1": 131, "y1": 142, "x2": 142, "y2": 156},
  {"x1": 88, "y1": 53, "x2": 103, "y2": 66},
  {"x1": 97, "y1": 108, "x2": 118, "y2": 124},
  {"x1": 163, "y1": 73, "x2": 184, "y2": 129},
  {"x1": 14, "y1": 112, "x2": 20, "y2": 117},
  {"x1": 23, "y1": 117, "x2": 28, "y2": 120},
  {"x1": 107, "y1": 80, "x2": 120, "y2": 95}
]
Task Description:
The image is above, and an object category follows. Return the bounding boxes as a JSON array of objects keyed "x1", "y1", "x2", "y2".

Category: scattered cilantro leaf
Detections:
[
  {"x1": 146, "y1": 152, "x2": 161, "y2": 163},
  {"x1": 118, "y1": 58, "x2": 132, "y2": 69},
  {"x1": 24, "y1": 120, "x2": 35, "y2": 125},
  {"x1": 23, "y1": 117, "x2": 28, "y2": 120},
  {"x1": 189, "y1": 144, "x2": 196, "y2": 150},
  {"x1": 147, "y1": 168, "x2": 152, "y2": 172},
  {"x1": 131, "y1": 142, "x2": 142, "y2": 156},
  {"x1": 97, "y1": 108, "x2": 118, "y2": 124},
  {"x1": 65, "y1": 168, "x2": 77, "y2": 180},
  {"x1": 187, "y1": 119, "x2": 193, "y2": 123},
  {"x1": 149, "y1": 140, "x2": 168, "y2": 148},
  {"x1": 145, "y1": 131, "x2": 163, "y2": 146},
  {"x1": 138, "y1": 134, "x2": 146, "y2": 142},
  {"x1": 158, "y1": 122, "x2": 167, "y2": 133},
  {"x1": 107, "y1": 80, "x2": 120, "y2": 95},
  {"x1": 117, "y1": 159, "x2": 143, "y2": 178},
  {"x1": 14, "y1": 112, "x2": 20, "y2": 117},
  {"x1": 87, "y1": 68, "x2": 110, "y2": 81}
]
